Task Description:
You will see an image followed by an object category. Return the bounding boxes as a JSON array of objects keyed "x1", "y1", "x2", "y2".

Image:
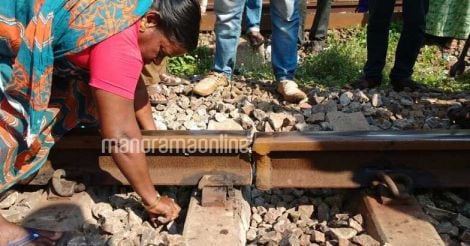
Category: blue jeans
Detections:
[
  {"x1": 245, "y1": 0, "x2": 262, "y2": 33},
  {"x1": 213, "y1": 0, "x2": 299, "y2": 81},
  {"x1": 271, "y1": 0, "x2": 299, "y2": 81}
]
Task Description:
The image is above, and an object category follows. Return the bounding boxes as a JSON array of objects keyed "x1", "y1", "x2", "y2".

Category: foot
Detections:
[
  {"x1": 311, "y1": 40, "x2": 326, "y2": 53},
  {"x1": 0, "y1": 220, "x2": 62, "y2": 246},
  {"x1": 159, "y1": 73, "x2": 190, "y2": 86},
  {"x1": 448, "y1": 104, "x2": 470, "y2": 128},
  {"x1": 391, "y1": 78, "x2": 438, "y2": 92},
  {"x1": 192, "y1": 72, "x2": 228, "y2": 97},
  {"x1": 277, "y1": 80, "x2": 307, "y2": 103},
  {"x1": 247, "y1": 31, "x2": 265, "y2": 48},
  {"x1": 348, "y1": 77, "x2": 382, "y2": 90},
  {"x1": 147, "y1": 84, "x2": 167, "y2": 105},
  {"x1": 449, "y1": 60, "x2": 466, "y2": 77}
]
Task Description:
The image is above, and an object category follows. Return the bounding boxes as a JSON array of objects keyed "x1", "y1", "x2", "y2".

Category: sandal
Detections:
[
  {"x1": 159, "y1": 73, "x2": 190, "y2": 86},
  {"x1": 448, "y1": 104, "x2": 470, "y2": 128},
  {"x1": 147, "y1": 84, "x2": 168, "y2": 105}
]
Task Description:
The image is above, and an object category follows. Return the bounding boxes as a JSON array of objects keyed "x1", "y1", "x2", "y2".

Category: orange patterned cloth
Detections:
[{"x1": 0, "y1": 0, "x2": 152, "y2": 192}]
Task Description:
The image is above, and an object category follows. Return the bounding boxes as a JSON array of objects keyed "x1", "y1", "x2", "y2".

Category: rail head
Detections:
[
  {"x1": 252, "y1": 130, "x2": 470, "y2": 154},
  {"x1": 55, "y1": 129, "x2": 252, "y2": 151}
]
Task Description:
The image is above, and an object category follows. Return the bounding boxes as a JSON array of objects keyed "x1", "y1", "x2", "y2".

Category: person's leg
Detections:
[
  {"x1": 390, "y1": 0, "x2": 428, "y2": 81},
  {"x1": 212, "y1": 0, "x2": 246, "y2": 77},
  {"x1": 245, "y1": 0, "x2": 262, "y2": 33},
  {"x1": 308, "y1": 0, "x2": 332, "y2": 49},
  {"x1": 363, "y1": 0, "x2": 396, "y2": 81},
  {"x1": 140, "y1": 58, "x2": 167, "y2": 86},
  {"x1": 271, "y1": 0, "x2": 306, "y2": 103},
  {"x1": 139, "y1": 59, "x2": 168, "y2": 106},
  {"x1": 271, "y1": 0, "x2": 300, "y2": 81},
  {"x1": 0, "y1": 214, "x2": 63, "y2": 245},
  {"x1": 245, "y1": 0, "x2": 265, "y2": 47},
  {"x1": 297, "y1": 0, "x2": 307, "y2": 46},
  {"x1": 193, "y1": 0, "x2": 244, "y2": 96}
]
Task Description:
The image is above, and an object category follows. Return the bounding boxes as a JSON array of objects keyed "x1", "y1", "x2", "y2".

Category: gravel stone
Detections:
[
  {"x1": 306, "y1": 112, "x2": 325, "y2": 123},
  {"x1": 462, "y1": 203, "x2": 470, "y2": 218},
  {"x1": 355, "y1": 90, "x2": 370, "y2": 103},
  {"x1": 253, "y1": 213, "x2": 263, "y2": 224},
  {"x1": 339, "y1": 92, "x2": 354, "y2": 106},
  {"x1": 437, "y1": 222, "x2": 459, "y2": 237},
  {"x1": 207, "y1": 119, "x2": 243, "y2": 130},
  {"x1": 259, "y1": 231, "x2": 282, "y2": 244},
  {"x1": 348, "y1": 218, "x2": 363, "y2": 233},
  {"x1": 214, "y1": 112, "x2": 227, "y2": 122},
  {"x1": 253, "y1": 109, "x2": 267, "y2": 121},
  {"x1": 311, "y1": 230, "x2": 325, "y2": 243},
  {"x1": 329, "y1": 228, "x2": 357, "y2": 240},
  {"x1": 461, "y1": 229, "x2": 470, "y2": 242},
  {"x1": 280, "y1": 234, "x2": 301, "y2": 246},
  {"x1": 443, "y1": 192, "x2": 465, "y2": 205},
  {"x1": 92, "y1": 203, "x2": 113, "y2": 219},
  {"x1": 453, "y1": 214, "x2": 470, "y2": 229},
  {"x1": 101, "y1": 216, "x2": 125, "y2": 234},
  {"x1": 371, "y1": 93, "x2": 382, "y2": 107},
  {"x1": 298, "y1": 205, "x2": 314, "y2": 219},
  {"x1": 247, "y1": 228, "x2": 258, "y2": 242},
  {"x1": 425, "y1": 205, "x2": 457, "y2": 221},
  {"x1": 317, "y1": 202, "x2": 330, "y2": 222},
  {"x1": 268, "y1": 112, "x2": 288, "y2": 131},
  {"x1": 352, "y1": 214, "x2": 363, "y2": 225},
  {"x1": 351, "y1": 234, "x2": 380, "y2": 246},
  {"x1": 299, "y1": 234, "x2": 311, "y2": 246},
  {"x1": 0, "y1": 191, "x2": 18, "y2": 209}
]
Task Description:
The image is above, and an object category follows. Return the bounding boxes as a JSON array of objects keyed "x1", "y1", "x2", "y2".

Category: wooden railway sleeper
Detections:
[{"x1": 372, "y1": 171, "x2": 413, "y2": 204}]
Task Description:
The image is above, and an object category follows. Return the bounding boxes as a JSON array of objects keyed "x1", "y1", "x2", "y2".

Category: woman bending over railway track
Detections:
[{"x1": 0, "y1": 0, "x2": 200, "y2": 244}]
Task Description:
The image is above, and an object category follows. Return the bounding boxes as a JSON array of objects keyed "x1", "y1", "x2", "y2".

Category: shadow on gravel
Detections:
[{"x1": 21, "y1": 203, "x2": 104, "y2": 245}]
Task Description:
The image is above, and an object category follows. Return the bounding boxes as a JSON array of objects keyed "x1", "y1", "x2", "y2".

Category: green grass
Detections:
[
  {"x1": 168, "y1": 23, "x2": 470, "y2": 92},
  {"x1": 167, "y1": 46, "x2": 213, "y2": 76}
]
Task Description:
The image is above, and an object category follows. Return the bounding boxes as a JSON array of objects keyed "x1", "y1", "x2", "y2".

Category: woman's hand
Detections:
[{"x1": 146, "y1": 196, "x2": 181, "y2": 225}]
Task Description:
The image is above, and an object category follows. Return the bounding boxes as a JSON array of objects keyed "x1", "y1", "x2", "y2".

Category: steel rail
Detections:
[
  {"x1": 31, "y1": 129, "x2": 470, "y2": 190},
  {"x1": 32, "y1": 129, "x2": 252, "y2": 186},
  {"x1": 253, "y1": 130, "x2": 470, "y2": 190},
  {"x1": 199, "y1": 0, "x2": 403, "y2": 31}
]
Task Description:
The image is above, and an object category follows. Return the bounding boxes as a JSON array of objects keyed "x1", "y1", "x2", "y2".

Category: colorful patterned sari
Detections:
[
  {"x1": 426, "y1": 0, "x2": 470, "y2": 39},
  {"x1": 0, "y1": 0, "x2": 152, "y2": 192}
]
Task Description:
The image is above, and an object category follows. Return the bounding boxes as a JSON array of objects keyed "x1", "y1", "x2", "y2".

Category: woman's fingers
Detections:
[{"x1": 145, "y1": 195, "x2": 181, "y2": 226}]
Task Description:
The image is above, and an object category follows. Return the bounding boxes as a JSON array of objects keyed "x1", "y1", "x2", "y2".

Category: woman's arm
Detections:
[
  {"x1": 92, "y1": 88, "x2": 157, "y2": 203},
  {"x1": 92, "y1": 88, "x2": 180, "y2": 221},
  {"x1": 134, "y1": 79, "x2": 157, "y2": 130}
]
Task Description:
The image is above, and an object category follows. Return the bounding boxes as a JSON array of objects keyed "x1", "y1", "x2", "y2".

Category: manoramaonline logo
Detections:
[{"x1": 102, "y1": 134, "x2": 251, "y2": 154}]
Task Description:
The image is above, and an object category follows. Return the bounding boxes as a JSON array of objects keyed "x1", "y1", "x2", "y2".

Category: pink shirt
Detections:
[{"x1": 68, "y1": 21, "x2": 143, "y2": 99}]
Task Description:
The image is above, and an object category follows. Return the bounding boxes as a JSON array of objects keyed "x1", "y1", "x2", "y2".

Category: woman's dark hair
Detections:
[{"x1": 153, "y1": 0, "x2": 201, "y2": 51}]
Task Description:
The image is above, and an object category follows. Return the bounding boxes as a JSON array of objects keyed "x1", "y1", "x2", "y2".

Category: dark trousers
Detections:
[
  {"x1": 298, "y1": 0, "x2": 331, "y2": 45},
  {"x1": 308, "y1": 0, "x2": 332, "y2": 42},
  {"x1": 364, "y1": 0, "x2": 429, "y2": 81}
]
